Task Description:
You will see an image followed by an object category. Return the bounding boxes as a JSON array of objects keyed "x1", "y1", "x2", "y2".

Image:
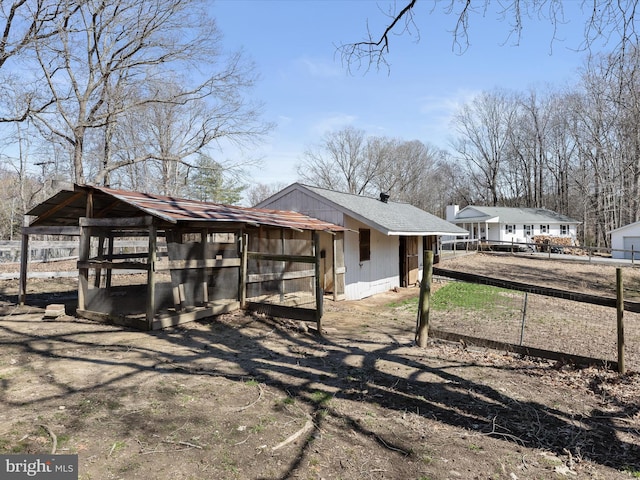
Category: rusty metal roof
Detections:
[{"x1": 27, "y1": 184, "x2": 346, "y2": 232}]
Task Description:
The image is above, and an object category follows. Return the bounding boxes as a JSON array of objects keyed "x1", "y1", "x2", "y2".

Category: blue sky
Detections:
[{"x1": 211, "y1": 1, "x2": 605, "y2": 189}]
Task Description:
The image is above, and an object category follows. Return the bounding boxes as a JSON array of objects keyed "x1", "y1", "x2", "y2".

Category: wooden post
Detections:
[
  {"x1": 314, "y1": 231, "x2": 323, "y2": 335},
  {"x1": 94, "y1": 234, "x2": 105, "y2": 288},
  {"x1": 77, "y1": 220, "x2": 91, "y2": 311},
  {"x1": 200, "y1": 229, "x2": 209, "y2": 305},
  {"x1": 332, "y1": 234, "x2": 339, "y2": 302},
  {"x1": 239, "y1": 232, "x2": 248, "y2": 308},
  {"x1": 105, "y1": 234, "x2": 114, "y2": 290},
  {"x1": 616, "y1": 267, "x2": 625, "y2": 374},
  {"x1": 146, "y1": 224, "x2": 157, "y2": 329},
  {"x1": 279, "y1": 229, "x2": 286, "y2": 302},
  {"x1": 519, "y1": 292, "x2": 528, "y2": 346},
  {"x1": 18, "y1": 217, "x2": 30, "y2": 305},
  {"x1": 416, "y1": 250, "x2": 433, "y2": 348}
]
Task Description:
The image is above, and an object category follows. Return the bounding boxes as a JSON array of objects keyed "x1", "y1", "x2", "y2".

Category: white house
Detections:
[
  {"x1": 610, "y1": 221, "x2": 640, "y2": 259},
  {"x1": 256, "y1": 184, "x2": 468, "y2": 300},
  {"x1": 445, "y1": 205, "x2": 581, "y2": 246}
]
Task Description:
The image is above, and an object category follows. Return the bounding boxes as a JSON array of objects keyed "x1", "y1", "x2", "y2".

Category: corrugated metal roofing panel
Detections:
[{"x1": 28, "y1": 185, "x2": 347, "y2": 232}]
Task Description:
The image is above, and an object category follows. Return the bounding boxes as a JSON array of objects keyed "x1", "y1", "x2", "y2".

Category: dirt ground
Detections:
[{"x1": 0, "y1": 253, "x2": 639, "y2": 480}]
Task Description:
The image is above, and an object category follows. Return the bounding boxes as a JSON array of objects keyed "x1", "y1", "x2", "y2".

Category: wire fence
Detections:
[
  {"x1": 429, "y1": 271, "x2": 640, "y2": 373},
  {"x1": 441, "y1": 237, "x2": 640, "y2": 264}
]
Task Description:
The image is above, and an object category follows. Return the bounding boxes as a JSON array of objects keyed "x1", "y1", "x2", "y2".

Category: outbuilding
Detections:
[
  {"x1": 20, "y1": 184, "x2": 346, "y2": 330},
  {"x1": 256, "y1": 183, "x2": 468, "y2": 300},
  {"x1": 610, "y1": 221, "x2": 640, "y2": 260}
]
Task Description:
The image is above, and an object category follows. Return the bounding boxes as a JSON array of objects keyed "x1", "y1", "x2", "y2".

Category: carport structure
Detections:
[{"x1": 19, "y1": 185, "x2": 346, "y2": 331}]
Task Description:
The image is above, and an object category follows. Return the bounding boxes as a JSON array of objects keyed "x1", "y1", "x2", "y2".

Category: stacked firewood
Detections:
[{"x1": 531, "y1": 235, "x2": 583, "y2": 255}]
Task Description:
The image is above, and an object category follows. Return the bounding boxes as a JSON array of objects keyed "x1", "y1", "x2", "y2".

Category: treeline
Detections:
[
  {"x1": 2, "y1": 3, "x2": 640, "y2": 247},
  {"x1": 296, "y1": 47, "x2": 640, "y2": 247}
]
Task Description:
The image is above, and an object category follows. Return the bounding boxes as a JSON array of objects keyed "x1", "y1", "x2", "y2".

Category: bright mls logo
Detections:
[{"x1": 0, "y1": 455, "x2": 78, "y2": 479}]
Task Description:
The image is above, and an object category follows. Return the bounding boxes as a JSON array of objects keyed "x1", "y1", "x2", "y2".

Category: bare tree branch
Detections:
[{"x1": 339, "y1": 0, "x2": 640, "y2": 72}]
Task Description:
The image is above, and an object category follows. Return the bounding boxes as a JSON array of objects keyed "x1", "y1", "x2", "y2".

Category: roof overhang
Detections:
[{"x1": 27, "y1": 184, "x2": 348, "y2": 233}]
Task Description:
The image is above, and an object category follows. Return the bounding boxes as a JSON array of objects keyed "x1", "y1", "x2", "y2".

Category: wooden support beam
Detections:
[
  {"x1": 166, "y1": 229, "x2": 184, "y2": 312},
  {"x1": 332, "y1": 234, "x2": 338, "y2": 302},
  {"x1": 94, "y1": 235, "x2": 105, "y2": 287},
  {"x1": 86, "y1": 191, "x2": 93, "y2": 218},
  {"x1": 77, "y1": 223, "x2": 91, "y2": 311},
  {"x1": 246, "y1": 269, "x2": 315, "y2": 283},
  {"x1": 153, "y1": 302, "x2": 240, "y2": 330},
  {"x1": 245, "y1": 302, "x2": 317, "y2": 322},
  {"x1": 239, "y1": 232, "x2": 248, "y2": 308},
  {"x1": 80, "y1": 216, "x2": 153, "y2": 228},
  {"x1": 77, "y1": 261, "x2": 150, "y2": 270},
  {"x1": 314, "y1": 232, "x2": 323, "y2": 335},
  {"x1": 31, "y1": 191, "x2": 84, "y2": 226},
  {"x1": 106, "y1": 235, "x2": 114, "y2": 290},
  {"x1": 247, "y1": 252, "x2": 316, "y2": 263},
  {"x1": 22, "y1": 226, "x2": 81, "y2": 235},
  {"x1": 146, "y1": 224, "x2": 158, "y2": 328},
  {"x1": 201, "y1": 229, "x2": 209, "y2": 305},
  {"x1": 165, "y1": 258, "x2": 241, "y2": 270},
  {"x1": 18, "y1": 218, "x2": 29, "y2": 305}
]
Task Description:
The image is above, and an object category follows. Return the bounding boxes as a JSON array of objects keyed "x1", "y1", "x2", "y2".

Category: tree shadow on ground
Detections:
[{"x1": 0, "y1": 306, "x2": 638, "y2": 478}]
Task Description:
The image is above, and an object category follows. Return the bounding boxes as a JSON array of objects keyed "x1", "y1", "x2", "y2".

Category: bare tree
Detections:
[
  {"x1": 297, "y1": 127, "x2": 381, "y2": 195},
  {"x1": 451, "y1": 89, "x2": 519, "y2": 206},
  {"x1": 27, "y1": 0, "x2": 270, "y2": 185},
  {"x1": 245, "y1": 182, "x2": 289, "y2": 207},
  {"x1": 339, "y1": 0, "x2": 640, "y2": 72},
  {"x1": 100, "y1": 76, "x2": 265, "y2": 197},
  {"x1": 297, "y1": 127, "x2": 448, "y2": 212},
  {"x1": 0, "y1": 0, "x2": 71, "y2": 122},
  {"x1": 372, "y1": 139, "x2": 443, "y2": 209}
]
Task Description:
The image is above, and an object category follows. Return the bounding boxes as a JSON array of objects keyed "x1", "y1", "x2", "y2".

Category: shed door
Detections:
[
  {"x1": 623, "y1": 236, "x2": 640, "y2": 260},
  {"x1": 400, "y1": 236, "x2": 419, "y2": 287}
]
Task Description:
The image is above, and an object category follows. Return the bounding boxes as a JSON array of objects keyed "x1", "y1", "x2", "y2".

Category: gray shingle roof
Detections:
[
  {"x1": 455, "y1": 206, "x2": 581, "y2": 224},
  {"x1": 302, "y1": 185, "x2": 468, "y2": 236}
]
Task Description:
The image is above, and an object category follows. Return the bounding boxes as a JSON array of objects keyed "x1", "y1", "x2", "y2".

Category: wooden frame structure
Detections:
[{"x1": 19, "y1": 185, "x2": 346, "y2": 331}]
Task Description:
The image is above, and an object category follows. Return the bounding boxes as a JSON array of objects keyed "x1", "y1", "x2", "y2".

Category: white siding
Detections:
[
  {"x1": 344, "y1": 216, "x2": 399, "y2": 300},
  {"x1": 611, "y1": 222, "x2": 640, "y2": 259},
  {"x1": 259, "y1": 187, "x2": 406, "y2": 300},
  {"x1": 611, "y1": 231, "x2": 625, "y2": 259}
]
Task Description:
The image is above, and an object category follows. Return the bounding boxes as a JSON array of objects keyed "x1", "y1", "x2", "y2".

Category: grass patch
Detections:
[
  {"x1": 623, "y1": 467, "x2": 640, "y2": 478},
  {"x1": 432, "y1": 282, "x2": 515, "y2": 310},
  {"x1": 309, "y1": 391, "x2": 332, "y2": 406},
  {"x1": 387, "y1": 282, "x2": 515, "y2": 312}
]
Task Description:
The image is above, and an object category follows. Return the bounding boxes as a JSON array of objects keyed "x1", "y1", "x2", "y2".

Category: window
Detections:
[
  {"x1": 524, "y1": 225, "x2": 533, "y2": 236},
  {"x1": 359, "y1": 228, "x2": 370, "y2": 262},
  {"x1": 540, "y1": 224, "x2": 549, "y2": 234},
  {"x1": 505, "y1": 224, "x2": 515, "y2": 234},
  {"x1": 560, "y1": 224, "x2": 568, "y2": 235}
]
